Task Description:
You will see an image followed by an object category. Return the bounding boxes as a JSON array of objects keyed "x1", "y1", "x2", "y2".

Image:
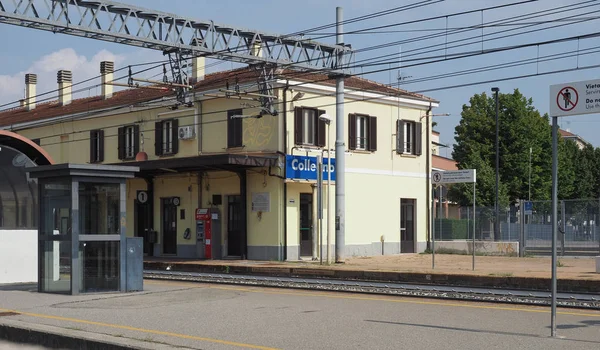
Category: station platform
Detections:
[{"x1": 143, "y1": 254, "x2": 600, "y2": 293}]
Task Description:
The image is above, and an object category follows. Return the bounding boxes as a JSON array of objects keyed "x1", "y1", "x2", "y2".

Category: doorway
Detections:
[
  {"x1": 401, "y1": 198, "x2": 416, "y2": 253},
  {"x1": 161, "y1": 198, "x2": 177, "y2": 255},
  {"x1": 299, "y1": 193, "x2": 313, "y2": 257},
  {"x1": 135, "y1": 201, "x2": 151, "y2": 256},
  {"x1": 227, "y1": 195, "x2": 243, "y2": 257}
]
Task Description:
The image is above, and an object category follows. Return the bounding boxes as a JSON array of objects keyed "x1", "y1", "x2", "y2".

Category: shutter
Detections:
[
  {"x1": 396, "y1": 120, "x2": 405, "y2": 154},
  {"x1": 90, "y1": 130, "x2": 97, "y2": 163},
  {"x1": 155, "y1": 121, "x2": 163, "y2": 156},
  {"x1": 98, "y1": 130, "x2": 105, "y2": 162},
  {"x1": 317, "y1": 109, "x2": 326, "y2": 147},
  {"x1": 415, "y1": 122, "x2": 423, "y2": 156},
  {"x1": 117, "y1": 127, "x2": 125, "y2": 160},
  {"x1": 294, "y1": 107, "x2": 303, "y2": 145},
  {"x1": 234, "y1": 109, "x2": 243, "y2": 147},
  {"x1": 368, "y1": 116, "x2": 377, "y2": 151},
  {"x1": 348, "y1": 113, "x2": 357, "y2": 150},
  {"x1": 133, "y1": 124, "x2": 140, "y2": 156},
  {"x1": 171, "y1": 119, "x2": 179, "y2": 154}
]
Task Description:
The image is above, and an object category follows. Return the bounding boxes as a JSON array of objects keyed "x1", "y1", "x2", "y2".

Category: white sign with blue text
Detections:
[{"x1": 286, "y1": 155, "x2": 336, "y2": 181}]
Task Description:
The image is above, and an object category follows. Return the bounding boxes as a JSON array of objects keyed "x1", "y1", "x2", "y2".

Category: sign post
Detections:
[
  {"x1": 431, "y1": 169, "x2": 477, "y2": 270},
  {"x1": 548, "y1": 78, "x2": 600, "y2": 337}
]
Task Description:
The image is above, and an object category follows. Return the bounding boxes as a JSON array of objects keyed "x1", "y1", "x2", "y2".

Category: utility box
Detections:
[{"x1": 126, "y1": 237, "x2": 144, "y2": 292}]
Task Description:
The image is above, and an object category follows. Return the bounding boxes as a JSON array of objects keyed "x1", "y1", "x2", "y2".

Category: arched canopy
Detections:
[{"x1": 0, "y1": 130, "x2": 54, "y2": 229}]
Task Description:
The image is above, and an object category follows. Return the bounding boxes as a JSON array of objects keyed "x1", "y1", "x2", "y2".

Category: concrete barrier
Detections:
[
  {"x1": 0, "y1": 230, "x2": 37, "y2": 284},
  {"x1": 434, "y1": 240, "x2": 519, "y2": 256}
]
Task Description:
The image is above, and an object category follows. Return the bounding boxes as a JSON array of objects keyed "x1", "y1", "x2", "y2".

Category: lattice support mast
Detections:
[{"x1": 0, "y1": 0, "x2": 353, "y2": 73}]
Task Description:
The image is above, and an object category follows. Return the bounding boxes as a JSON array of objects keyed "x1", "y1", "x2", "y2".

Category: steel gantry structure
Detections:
[
  {"x1": 0, "y1": 0, "x2": 352, "y2": 262},
  {"x1": 0, "y1": 0, "x2": 353, "y2": 112}
]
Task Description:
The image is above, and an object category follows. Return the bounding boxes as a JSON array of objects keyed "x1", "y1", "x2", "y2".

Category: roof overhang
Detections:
[{"x1": 114, "y1": 153, "x2": 280, "y2": 177}]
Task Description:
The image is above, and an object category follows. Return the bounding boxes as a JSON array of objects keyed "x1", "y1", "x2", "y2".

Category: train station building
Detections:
[{"x1": 0, "y1": 58, "x2": 439, "y2": 262}]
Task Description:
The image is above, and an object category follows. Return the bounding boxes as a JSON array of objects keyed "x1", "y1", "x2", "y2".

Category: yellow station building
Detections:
[{"x1": 0, "y1": 57, "x2": 439, "y2": 261}]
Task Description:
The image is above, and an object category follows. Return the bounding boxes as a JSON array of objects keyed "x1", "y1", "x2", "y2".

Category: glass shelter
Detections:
[{"x1": 27, "y1": 164, "x2": 141, "y2": 295}]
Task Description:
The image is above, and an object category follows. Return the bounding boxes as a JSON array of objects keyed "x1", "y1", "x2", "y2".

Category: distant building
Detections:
[{"x1": 559, "y1": 129, "x2": 590, "y2": 150}]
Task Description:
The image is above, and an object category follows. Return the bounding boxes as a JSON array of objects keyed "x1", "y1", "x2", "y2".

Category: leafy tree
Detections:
[{"x1": 451, "y1": 89, "x2": 552, "y2": 205}]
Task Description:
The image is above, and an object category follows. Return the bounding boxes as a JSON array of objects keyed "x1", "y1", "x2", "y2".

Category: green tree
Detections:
[{"x1": 451, "y1": 89, "x2": 552, "y2": 205}]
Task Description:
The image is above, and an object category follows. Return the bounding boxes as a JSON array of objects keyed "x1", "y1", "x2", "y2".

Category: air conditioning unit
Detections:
[{"x1": 178, "y1": 126, "x2": 195, "y2": 140}]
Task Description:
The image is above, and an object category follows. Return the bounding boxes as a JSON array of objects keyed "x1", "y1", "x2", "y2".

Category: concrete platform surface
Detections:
[
  {"x1": 146, "y1": 254, "x2": 600, "y2": 280},
  {"x1": 1, "y1": 280, "x2": 600, "y2": 349}
]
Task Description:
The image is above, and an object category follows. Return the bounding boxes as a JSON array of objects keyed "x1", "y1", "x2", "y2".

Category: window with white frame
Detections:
[
  {"x1": 348, "y1": 113, "x2": 377, "y2": 152},
  {"x1": 294, "y1": 107, "x2": 326, "y2": 147},
  {"x1": 155, "y1": 119, "x2": 179, "y2": 156},
  {"x1": 118, "y1": 124, "x2": 139, "y2": 160},
  {"x1": 395, "y1": 120, "x2": 422, "y2": 156},
  {"x1": 356, "y1": 115, "x2": 369, "y2": 150}
]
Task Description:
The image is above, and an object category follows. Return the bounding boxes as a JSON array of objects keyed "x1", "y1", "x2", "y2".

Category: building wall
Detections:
[{"x1": 0, "y1": 230, "x2": 37, "y2": 283}]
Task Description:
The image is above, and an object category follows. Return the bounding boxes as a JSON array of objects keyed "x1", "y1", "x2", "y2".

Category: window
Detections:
[
  {"x1": 348, "y1": 113, "x2": 377, "y2": 151},
  {"x1": 227, "y1": 109, "x2": 243, "y2": 148},
  {"x1": 396, "y1": 120, "x2": 422, "y2": 155},
  {"x1": 155, "y1": 119, "x2": 179, "y2": 156},
  {"x1": 117, "y1": 124, "x2": 139, "y2": 160},
  {"x1": 31, "y1": 138, "x2": 41, "y2": 145},
  {"x1": 294, "y1": 107, "x2": 326, "y2": 147},
  {"x1": 89, "y1": 130, "x2": 104, "y2": 163}
]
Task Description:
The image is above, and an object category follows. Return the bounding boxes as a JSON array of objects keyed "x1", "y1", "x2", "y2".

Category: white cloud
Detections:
[{"x1": 0, "y1": 48, "x2": 164, "y2": 108}]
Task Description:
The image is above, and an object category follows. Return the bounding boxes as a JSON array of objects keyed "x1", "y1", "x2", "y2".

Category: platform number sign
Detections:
[{"x1": 137, "y1": 190, "x2": 148, "y2": 204}]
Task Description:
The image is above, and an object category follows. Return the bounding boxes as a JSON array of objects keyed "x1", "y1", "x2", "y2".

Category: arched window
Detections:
[{"x1": 0, "y1": 145, "x2": 38, "y2": 229}]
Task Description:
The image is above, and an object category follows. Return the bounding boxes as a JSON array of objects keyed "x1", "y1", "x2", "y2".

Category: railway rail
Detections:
[{"x1": 144, "y1": 270, "x2": 600, "y2": 310}]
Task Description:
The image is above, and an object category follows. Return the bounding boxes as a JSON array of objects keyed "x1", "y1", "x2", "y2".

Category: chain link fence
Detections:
[{"x1": 432, "y1": 199, "x2": 600, "y2": 256}]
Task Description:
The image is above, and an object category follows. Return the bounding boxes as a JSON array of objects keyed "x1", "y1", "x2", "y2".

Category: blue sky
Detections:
[{"x1": 1, "y1": 0, "x2": 599, "y2": 155}]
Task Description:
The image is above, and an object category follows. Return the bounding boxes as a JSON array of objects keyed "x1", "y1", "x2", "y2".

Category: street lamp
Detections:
[
  {"x1": 491, "y1": 87, "x2": 500, "y2": 241},
  {"x1": 319, "y1": 113, "x2": 333, "y2": 263}
]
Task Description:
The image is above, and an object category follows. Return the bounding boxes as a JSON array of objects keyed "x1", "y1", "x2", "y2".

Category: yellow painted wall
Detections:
[
  {"x1": 245, "y1": 169, "x2": 284, "y2": 248},
  {"x1": 198, "y1": 99, "x2": 279, "y2": 154},
  {"x1": 152, "y1": 174, "x2": 199, "y2": 250}
]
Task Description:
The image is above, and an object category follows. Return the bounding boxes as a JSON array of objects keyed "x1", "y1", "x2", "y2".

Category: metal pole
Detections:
[
  {"x1": 529, "y1": 147, "x2": 532, "y2": 201},
  {"x1": 317, "y1": 155, "x2": 323, "y2": 265},
  {"x1": 432, "y1": 185, "x2": 436, "y2": 269},
  {"x1": 551, "y1": 115, "x2": 558, "y2": 338},
  {"x1": 335, "y1": 6, "x2": 346, "y2": 263},
  {"x1": 493, "y1": 87, "x2": 500, "y2": 242},
  {"x1": 327, "y1": 124, "x2": 331, "y2": 264},
  {"x1": 473, "y1": 182, "x2": 476, "y2": 271},
  {"x1": 311, "y1": 184, "x2": 317, "y2": 261},
  {"x1": 426, "y1": 104, "x2": 432, "y2": 251}
]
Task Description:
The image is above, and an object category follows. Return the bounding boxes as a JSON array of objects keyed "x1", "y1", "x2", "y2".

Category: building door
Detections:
[
  {"x1": 227, "y1": 195, "x2": 243, "y2": 257},
  {"x1": 135, "y1": 201, "x2": 151, "y2": 256},
  {"x1": 161, "y1": 198, "x2": 177, "y2": 255},
  {"x1": 401, "y1": 199, "x2": 416, "y2": 253},
  {"x1": 299, "y1": 193, "x2": 313, "y2": 257}
]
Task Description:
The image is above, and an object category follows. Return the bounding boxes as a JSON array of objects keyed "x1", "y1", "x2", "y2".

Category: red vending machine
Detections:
[{"x1": 195, "y1": 208, "x2": 221, "y2": 259}]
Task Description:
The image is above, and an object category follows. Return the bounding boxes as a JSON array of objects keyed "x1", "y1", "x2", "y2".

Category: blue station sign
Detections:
[{"x1": 285, "y1": 155, "x2": 336, "y2": 181}]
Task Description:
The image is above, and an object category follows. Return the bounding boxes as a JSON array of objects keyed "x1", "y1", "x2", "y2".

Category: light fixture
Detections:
[
  {"x1": 291, "y1": 91, "x2": 305, "y2": 102},
  {"x1": 319, "y1": 113, "x2": 332, "y2": 124}
]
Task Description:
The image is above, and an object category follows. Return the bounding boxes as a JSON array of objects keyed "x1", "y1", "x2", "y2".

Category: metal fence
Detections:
[{"x1": 432, "y1": 199, "x2": 600, "y2": 256}]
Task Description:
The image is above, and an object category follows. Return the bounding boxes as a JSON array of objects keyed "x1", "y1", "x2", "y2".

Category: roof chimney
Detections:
[
  {"x1": 57, "y1": 70, "x2": 72, "y2": 106},
  {"x1": 25, "y1": 73, "x2": 37, "y2": 111},
  {"x1": 189, "y1": 56, "x2": 205, "y2": 85},
  {"x1": 251, "y1": 40, "x2": 263, "y2": 58},
  {"x1": 100, "y1": 61, "x2": 114, "y2": 99}
]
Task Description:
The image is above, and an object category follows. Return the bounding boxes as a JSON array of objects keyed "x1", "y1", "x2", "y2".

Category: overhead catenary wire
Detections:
[
  {"x1": 26, "y1": 35, "x2": 600, "y2": 150},
  {"x1": 0, "y1": 0, "x2": 543, "y2": 111}
]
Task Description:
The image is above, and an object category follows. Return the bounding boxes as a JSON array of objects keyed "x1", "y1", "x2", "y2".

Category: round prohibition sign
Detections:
[{"x1": 556, "y1": 86, "x2": 578, "y2": 112}]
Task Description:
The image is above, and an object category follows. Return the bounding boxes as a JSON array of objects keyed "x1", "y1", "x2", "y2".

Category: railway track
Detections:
[{"x1": 144, "y1": 270, "x2": 600, "y2": 310}]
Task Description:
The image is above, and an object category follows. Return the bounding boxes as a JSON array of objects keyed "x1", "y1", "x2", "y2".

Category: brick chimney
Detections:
[
  {"x1": 25, "y1": 73, "x2": 37, "y2": 111},
  {"x1": 57, "y1": 70, "x2": 72, "y2": 106},
  {"x1": 100, "y1": 61, "x2": 114, "y2": 99}
]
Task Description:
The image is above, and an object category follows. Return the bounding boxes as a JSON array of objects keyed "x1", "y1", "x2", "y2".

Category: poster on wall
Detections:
[{"x1": 251, "y1": 192, "x2": 270, "y2": 212}]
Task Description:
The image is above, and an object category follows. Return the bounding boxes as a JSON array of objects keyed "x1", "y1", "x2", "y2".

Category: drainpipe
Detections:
[
  {"x1": 426, "y1": 102, "x2": 432, "y2": 251},
  {"x1": 282, "y1": 81, "x2": 289, "y2": 261}
]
